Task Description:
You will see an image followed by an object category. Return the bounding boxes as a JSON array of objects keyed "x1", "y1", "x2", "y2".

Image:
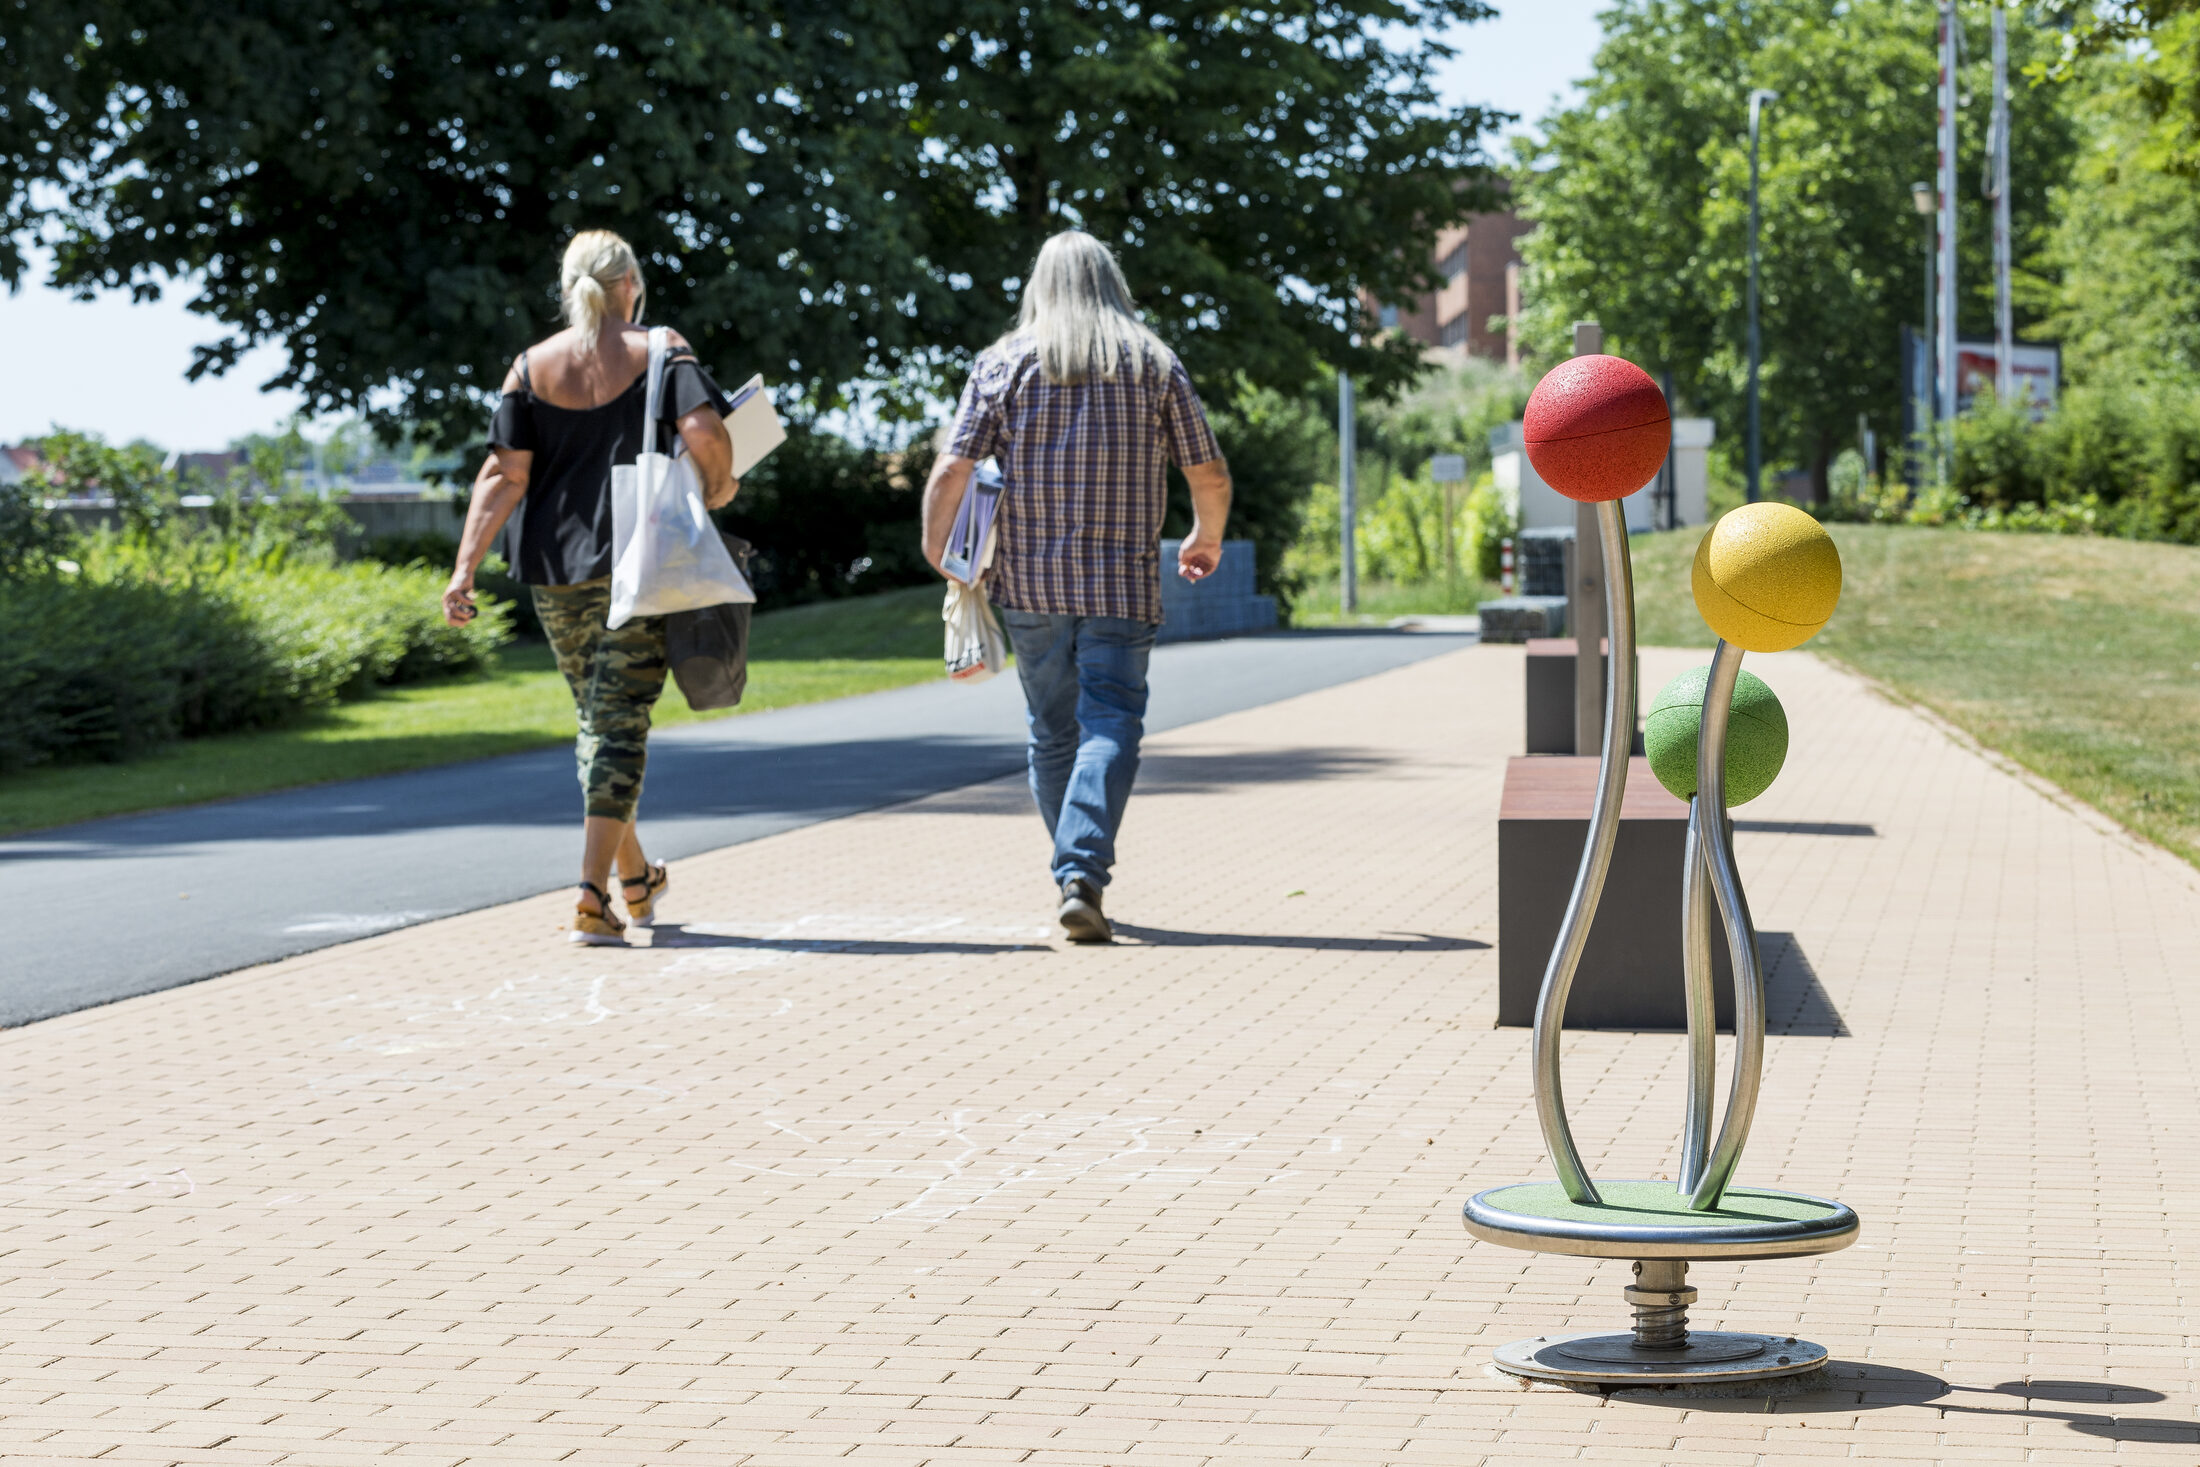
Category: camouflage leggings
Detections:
[{"x1": 532, "y1": 579, "x2": 669, "y2": 822}]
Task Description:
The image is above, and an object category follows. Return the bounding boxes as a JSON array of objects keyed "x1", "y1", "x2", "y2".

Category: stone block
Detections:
[
  {"x1": 1475, "y1": 596, "x2": 1568, "y2": 644},
  {"x1": 1156, "y1": 538, "x2": 1277, "y2": 644},
  {"x1": 1498, "y1": 755, "x2": 1736, "y2": 1030},
  {"x1": 1524, "y1": 638, "x2": 1644, "y2": 756}
]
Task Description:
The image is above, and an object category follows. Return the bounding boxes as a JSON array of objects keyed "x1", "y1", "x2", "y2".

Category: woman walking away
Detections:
[{"x1": 442, "y1": 230, "x2": 739, "y2": 945}]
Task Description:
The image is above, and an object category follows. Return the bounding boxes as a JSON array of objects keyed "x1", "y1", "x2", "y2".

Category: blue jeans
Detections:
[{"x1": 1001, "y1": 611, "x2": 1157, "y2": 890}]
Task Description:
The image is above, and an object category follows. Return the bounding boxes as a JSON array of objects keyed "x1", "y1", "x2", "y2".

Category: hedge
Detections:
[{"x1": 0, "y1": 555, "x2": 511, "y2": 773}]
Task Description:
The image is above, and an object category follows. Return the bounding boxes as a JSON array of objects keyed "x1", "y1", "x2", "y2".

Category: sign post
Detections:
[
  {"x1": 1432, "y1": 452, "x2": 1468, "y2": 603},
  {"x1": 1339, "y1": 374, "x2": 1358, "y2": 614}
]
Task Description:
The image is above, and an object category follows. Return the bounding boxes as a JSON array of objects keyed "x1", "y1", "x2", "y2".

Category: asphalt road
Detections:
[{"x1": 2, "y1": 629, "x2": 1474, "y2": 1026}]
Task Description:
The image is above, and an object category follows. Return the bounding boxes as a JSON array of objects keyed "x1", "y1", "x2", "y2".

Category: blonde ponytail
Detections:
[{"x1": 560, "y1": 230, "x2": 643, "y2": 337}]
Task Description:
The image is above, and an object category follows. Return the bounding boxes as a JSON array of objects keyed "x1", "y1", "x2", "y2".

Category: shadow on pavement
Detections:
[
  {"x1": 1762, "y1": 932, "x2": 1849, "y2": 1038},
  {"x1": 1111, "y1": 924, "x2": 1487, "y2": 953},
  {"x1": 5, "y1": 734, "x2": 1021, "y2": 859},
  {"x1": 647, "y1": 925, "x2": 1045, "y2": 956},
  {"x1": 1134, "y1": 747, "x2": 1402, "y2": 792},
  {"x1": 1625, "y1": 1363, "x2": 2194, "y2": 1442},
  {"x1": 913, "y1": 748, "x2": 1407, "y2": 817}
]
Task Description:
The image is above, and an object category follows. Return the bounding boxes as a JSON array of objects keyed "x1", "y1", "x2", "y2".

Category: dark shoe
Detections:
[{"x1": 1058, "y1": 876, "x2": 1112, "y2": 944}]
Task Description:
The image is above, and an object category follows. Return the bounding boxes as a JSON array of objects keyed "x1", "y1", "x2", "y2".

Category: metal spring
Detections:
[{"x1": 1631, "y1": 1295, "x2": 1690, "y2": 1350}]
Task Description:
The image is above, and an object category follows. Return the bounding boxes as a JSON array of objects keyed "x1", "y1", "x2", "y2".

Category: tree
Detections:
[
  {"x1": 900, "y1": 2, "x2": 1505, "y2": 404},
  {"x1": 2037, "y1": 42, "x2": 2200, "y2": 386},
  {"x1": 24, "y1": 431, "x2": 178, "y2": 541},
  {"x1": 1514, "y1": 0, "x2": 2080, "y2": 496},
  {"x1": 3, "y1": 0, "x2": 948, "y2": 448},
  {"x1": 2, "y1": 0, "x2": 1502, "y2": 446}
]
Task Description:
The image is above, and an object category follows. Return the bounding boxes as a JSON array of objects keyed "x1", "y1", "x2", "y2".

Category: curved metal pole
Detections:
[
  {"x1": 1689, "y1": 640, "x2": 1768, "y2": 1211},
  {"x1": 1676, "y1": 799, "x2": 1716, "y2": 1195},
  {"x1": 1531, "y1": 499, "x2": 1637, "y2": 1204}
]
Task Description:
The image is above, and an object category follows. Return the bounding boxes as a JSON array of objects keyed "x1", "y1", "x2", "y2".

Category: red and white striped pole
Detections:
[{"x1": 1501, "y1": 537, "x2": 1516, "y2": 596}]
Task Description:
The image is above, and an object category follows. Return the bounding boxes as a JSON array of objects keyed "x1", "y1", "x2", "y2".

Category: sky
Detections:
[{"x1": 0, "y1": 1, "x2": 1606, "y2": 453}]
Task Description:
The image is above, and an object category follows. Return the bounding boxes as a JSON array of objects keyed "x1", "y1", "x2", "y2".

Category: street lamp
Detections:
[
  {"x1": 1912, "y1": 181, "x2": 1936, "y2": 489},
  {"x1": 1746, "y1": 88, "x2": 1778, "y2": 503}
]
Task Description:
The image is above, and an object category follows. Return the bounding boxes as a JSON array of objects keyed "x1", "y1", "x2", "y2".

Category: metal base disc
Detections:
[{"x1": 1493, "y1": 1330, "x2": 1828, "y2": 1386}]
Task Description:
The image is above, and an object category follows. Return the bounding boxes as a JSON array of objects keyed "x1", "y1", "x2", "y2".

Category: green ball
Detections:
[{"x1": 1644, "y1": 666, "x2": 1790, "y2": 806}]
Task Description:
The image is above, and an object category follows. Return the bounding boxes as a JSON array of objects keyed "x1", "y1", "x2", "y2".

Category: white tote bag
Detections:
[{"x1": 607, "y1": 327, "x2": 756, "y2": 629}]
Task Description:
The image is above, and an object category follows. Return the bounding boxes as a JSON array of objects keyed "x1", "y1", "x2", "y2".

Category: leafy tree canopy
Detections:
[
  {"x1": 1514, "y1": 0, "x2": 2080, "y2": 492},
  {"x1": 2037, "y1": 41, "x2": 2200, "y2": 384},
  {"x1": 1, "y1": 0, "x2": 1501, "y2": 446}
]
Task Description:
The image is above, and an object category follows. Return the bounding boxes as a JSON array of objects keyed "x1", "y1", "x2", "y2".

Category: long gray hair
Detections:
[{"x1": 1002, "y1": 231, "x2": 1170, "y2": 386}]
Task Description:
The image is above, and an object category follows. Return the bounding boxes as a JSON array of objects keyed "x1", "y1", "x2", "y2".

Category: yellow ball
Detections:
[{"x1": 1690, "y1": 504, "x2": 1843, "y2": 652}]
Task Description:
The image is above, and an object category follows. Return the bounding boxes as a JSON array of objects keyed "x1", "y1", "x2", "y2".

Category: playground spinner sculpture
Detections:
[{"x1": 1463, "y1": 356, "x2": 1858, "y2": 1386}]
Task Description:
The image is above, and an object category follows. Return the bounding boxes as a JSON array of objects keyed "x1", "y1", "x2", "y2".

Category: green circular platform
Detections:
[{"x1": 1463, "y1": 1179, "x2": 1859, "y2": 1260}]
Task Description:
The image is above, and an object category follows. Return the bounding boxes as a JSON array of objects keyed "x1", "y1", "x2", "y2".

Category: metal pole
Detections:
[
  {"x1": 1530, "y1": 497, "x2": 1637, "y2": 1205},
  {"x1": 1688, "y1": 639, "x2": 1769, "y2": 1213},
  {"x1": 1938, "y1": 0, "x2": 1960, "y2": 475},
  {"x1": 1659, "y1": 370, "x2": 1678, "y2": 531},
  {"x1": 1991, "y1": 2, "x2": 2014, "y2": 402},
  {"x1": 1923, "y1": 212, "x2": 1936, "y2": 436},
  {"x1": 1339, "y1": 373, "x2": 1357, "y2": 613},
  {"x1": 1677, "y1": 799, "x2": 1717, "y2": 1195},
  {"x1": 1746, "y1": 90, "x2": 1776, "y2": 504},
  {"x1": 1572, "y1": 502, "x2": 1605, "y2": 755},
  {"x1": 1570, "y1": 320, "x2": 1604, "y2": 758}
]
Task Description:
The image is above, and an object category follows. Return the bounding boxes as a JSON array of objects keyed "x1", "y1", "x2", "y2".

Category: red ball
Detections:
[{"x1": 1523, "y1": 354, "x2": 1673, "y2": 503}]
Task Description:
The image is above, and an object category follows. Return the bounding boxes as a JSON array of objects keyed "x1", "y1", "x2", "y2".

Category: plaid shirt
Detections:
[{"x1": 946, "y1": 335, "x2": 1221, "y2": 624}]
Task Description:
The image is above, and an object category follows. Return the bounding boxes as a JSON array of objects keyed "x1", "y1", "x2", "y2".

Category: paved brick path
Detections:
[{"x1": 4, "y1": 644, "x2": 2197, "y2": 1464}]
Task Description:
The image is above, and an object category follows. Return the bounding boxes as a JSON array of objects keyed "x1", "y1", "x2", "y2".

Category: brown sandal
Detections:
[
  {"x1": 620, "y1": 862, "x2": 669, "y2": 927},
  {"x1": 569, "y1": 881, "x2": 628, "y2": 947}
]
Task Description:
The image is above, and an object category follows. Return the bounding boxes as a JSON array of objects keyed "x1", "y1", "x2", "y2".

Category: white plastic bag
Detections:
[
  {"x1": 608, "y1": 326, "x2": 756, "y2": 629},
  {"x1": 941, "y1": 462, "x2": 1006, "y2": 683},
  {"x1": 943, "y1": 579, "x2": 1006, "y2": 683}
]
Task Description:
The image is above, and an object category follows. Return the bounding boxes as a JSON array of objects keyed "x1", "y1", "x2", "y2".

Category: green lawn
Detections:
[
  {"x1": 24, "y1": 531, "x2": 2199, "y2": 868},
  {"x1": 3, "y1": 584, "x2": 946, "y2": 836},
  {"x1": 1290, "y1": 573, "x2": 1502, "y2": 627},
  {"x1": 1629, "y1": 523, "x2": 2200, "y2": 869}
]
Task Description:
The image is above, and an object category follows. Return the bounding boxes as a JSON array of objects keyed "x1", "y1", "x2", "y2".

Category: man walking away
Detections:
[{"x1": 922, "y1": 230, "x2": 1232, "y2": 943}]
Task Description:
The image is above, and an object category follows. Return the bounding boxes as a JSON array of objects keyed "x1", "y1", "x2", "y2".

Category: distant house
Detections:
[
  {"x1": 0, "y1": 444, "x2": 42, "y2": 487},
  {"x1": 164, "y1": 450, "x2": 245, "y2": 488},
  {"x1": 1370, "y1": 210, "x2": 1535, "y2": 367}
]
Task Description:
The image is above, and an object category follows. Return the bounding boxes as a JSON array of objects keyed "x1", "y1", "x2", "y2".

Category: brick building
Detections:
[{"x1": 1375, "y1": 211, "x2": 1534, "y2": 365}]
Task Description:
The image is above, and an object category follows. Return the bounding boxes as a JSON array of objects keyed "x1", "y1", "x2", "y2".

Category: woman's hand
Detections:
[
  {"x1": 442, "y1": 574, "x2": 479, "y2": 627},
  {"x1": 704, "y1": 474, "x2": 739, "y2": 512}
]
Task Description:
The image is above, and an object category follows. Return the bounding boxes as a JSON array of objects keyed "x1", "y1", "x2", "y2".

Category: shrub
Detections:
[
  {"x1": 0, "y1": 426, "x2": 514, "y2": 773},
  {"x1": 0, "y1": 575, "x2": 269, "y2": 768},
  {"x1": 1946, "y1": 382, "x2": 2200, "y2": 543},
  {"x1": 715, "y1": 427, "x2": 934, "y2": 609},
  {"x1": 1463, "y1": 474, "x2": 1517, "y2": 582},
  {"x1": 0, "y1": 551, "x2": 511, "y2": 773},
  {"x1": 356, "y1": 533, "x2": 544, "y2": 641},
  {"x1": 0, "y1": 481, "x2": 68, "y2": 579}
]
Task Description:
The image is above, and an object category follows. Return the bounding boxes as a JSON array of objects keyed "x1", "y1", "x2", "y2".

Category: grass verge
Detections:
[
  {"x1": 1630, "y1": 523, "x2": 2200, "y2": 868},
  {"x1": 1289, "y1": 574, "x2": 1501, "y2": 627},
  {"x1": 4, "y1": 585, "x2": 946, "y2": 836}
]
